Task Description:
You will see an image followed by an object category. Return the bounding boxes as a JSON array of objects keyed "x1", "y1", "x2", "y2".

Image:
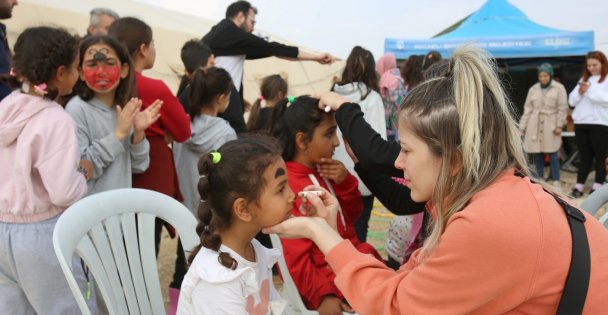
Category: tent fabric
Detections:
[
  {"x1": 9, "y1": 0, "x2": 344, "y2": 104},
  {"x1": 385, "y1": 0, "x2": 594, "y2": 58}
]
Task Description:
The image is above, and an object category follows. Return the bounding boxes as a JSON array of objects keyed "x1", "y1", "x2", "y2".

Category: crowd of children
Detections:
[{"x1": 1, "y1": 1, "x2": 608, "y2": 315}]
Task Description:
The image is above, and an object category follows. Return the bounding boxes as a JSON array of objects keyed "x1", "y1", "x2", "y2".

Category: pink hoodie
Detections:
[{"x1": 0, "y1": 91, "x2": 87, "y2": 223}]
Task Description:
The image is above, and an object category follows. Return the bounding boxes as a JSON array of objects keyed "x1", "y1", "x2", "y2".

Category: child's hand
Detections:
[
  {"x1": 79, "y1": 159, "x2": 94, "y2": 181},
  {"x1": 318, "y1": 295, "x2": 344, "y2": 315},
  {"x1": 317, "y1": 158, "x2": 348, "y2": 184},
  {"x1": 134, "y1": 99, "x2": 162, "y2": 132},
  {"x1": 115, "y1": 98, "x2": 142, "y2": 141}
]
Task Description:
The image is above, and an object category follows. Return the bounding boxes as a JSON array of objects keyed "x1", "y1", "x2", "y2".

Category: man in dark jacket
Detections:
[{"x1": 202, "y1": 0, "x2": 334, "y2": 133}]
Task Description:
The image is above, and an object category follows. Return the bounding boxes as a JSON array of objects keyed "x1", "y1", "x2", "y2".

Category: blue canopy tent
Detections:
[
  {"x1": 385, "y1": 0, "x2": 595, "y2": 122},
  {"x1": 384, "y1": 0, "x2": 594, "y2": 59}
]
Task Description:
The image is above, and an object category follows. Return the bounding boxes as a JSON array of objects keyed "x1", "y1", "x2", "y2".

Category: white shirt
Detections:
[
  {"x1": 215, "y1": 55, "x2": 246, "y2": 92},
  {"x1": 177, "y1": 239, "x2": 286, "y2": 315}
]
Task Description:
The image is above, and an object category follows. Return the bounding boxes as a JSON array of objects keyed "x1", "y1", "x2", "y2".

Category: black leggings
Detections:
[{"x1": 574, "y1": 124, "x2": 608, "y2": 184}]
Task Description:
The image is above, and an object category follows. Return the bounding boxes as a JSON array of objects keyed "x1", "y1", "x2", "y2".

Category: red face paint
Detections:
[{"x1": 82, "y1": 62, "x2": 121, "y2": 92}]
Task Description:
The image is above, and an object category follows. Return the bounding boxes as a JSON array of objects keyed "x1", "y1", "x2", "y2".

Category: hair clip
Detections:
[
  {"x1": 33, "y1": 83, "x2": 48, "y2": 96},
  {"x1": 203, "y1": 225, "x2": 211, "y2": 232},
  {"x1": 199, "y1": 174, "x2": 207, "y2": 179},
  {"x1": 286, "y1": 95, "x2": 296, "y2": 107},
  {"x1": 258, "y1": 95, "x2": 265, "y2": 101},
  {"x1": 210, "y1": 152, "x2": 221, "y2": 164}
]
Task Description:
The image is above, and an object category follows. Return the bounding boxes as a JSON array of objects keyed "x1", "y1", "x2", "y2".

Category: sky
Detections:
[{"x1": 136, "y1": 0, "x2": 607, "y2": 59}]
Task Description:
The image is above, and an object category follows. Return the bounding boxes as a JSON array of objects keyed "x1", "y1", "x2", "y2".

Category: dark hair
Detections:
[
  {"x1": 335, "y1": 46, "x2": 379, "y2": 100},
  {"x1": 10, "y1": 26, "x2": 79, "y2": 100},
  {"x1": 188, "y1": 135, "x2": 282, "y2": 269},
  {"x1": 74, "y1": 35, "x2": 135, "y2": 106},
  {"x1": 270, "y1": 95, "x2": 330, "y2": 161},
  {"x1": 422, "y1": 50, "x2": 442, "y2": 70},
  {"x1": 247, "y1": 74, "x2": 288, "y2": 131},
  {"x1": 177, "y1": 40, "x2": 213, "y2": 97},
  {"x1": 108, "y1": 17, "x2": 152, "y2": 58},
  {"x1": 188, "y1": 67, "x2": 233, "y2": 120},
  {"x1": 225, "y1": 0, "x2": 257, "y2": 19},
  {"x1": 401, "y1": 55, "x2": 424, "y2": 89},
  {"x1": 582, "y1": 50, "x2": 608, "y2": 83}
]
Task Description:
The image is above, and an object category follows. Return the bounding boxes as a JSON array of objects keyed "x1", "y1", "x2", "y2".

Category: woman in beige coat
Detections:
[{"x1": 519, "y1": 63, "x2": 568, "y2": 184}]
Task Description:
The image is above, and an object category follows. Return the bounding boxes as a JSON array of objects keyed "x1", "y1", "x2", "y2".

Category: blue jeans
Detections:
[{"x1": 533, "y1": 152, "x2": 560, "y2": 181}]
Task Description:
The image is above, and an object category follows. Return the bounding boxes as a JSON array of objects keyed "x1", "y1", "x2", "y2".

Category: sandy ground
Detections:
[{"x1": 156, "y1": 168, "x2": 605, "y2": 306}]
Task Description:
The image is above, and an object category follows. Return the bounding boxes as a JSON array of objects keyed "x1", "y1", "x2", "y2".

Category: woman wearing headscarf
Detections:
[{"x1": 519, "y1": 63, "x2": 568, "y2": 186}]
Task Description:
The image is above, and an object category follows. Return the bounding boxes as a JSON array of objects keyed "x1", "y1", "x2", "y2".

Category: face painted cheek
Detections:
[{"x1": 82, "y1": 64, "x2": 121, "y2": 91}]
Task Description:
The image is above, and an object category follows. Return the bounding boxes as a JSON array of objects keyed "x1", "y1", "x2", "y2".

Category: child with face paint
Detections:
[
  {"x1": 177, "y1": 135, "x2": 294, "y2": 315},
  {"x1": 66, "y1": 35, "x2": 162, "y2": 196}
]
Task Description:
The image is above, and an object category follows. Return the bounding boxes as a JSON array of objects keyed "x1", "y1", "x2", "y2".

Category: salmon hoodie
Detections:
[{"x1": 0, "y1": 91, "x2": 87, "y2": 223}]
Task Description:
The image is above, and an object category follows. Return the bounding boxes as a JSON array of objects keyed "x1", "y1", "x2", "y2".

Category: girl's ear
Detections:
[
  {"x1": 55, "y1": 65, "x2": 68, "y2": 83},
  {"x1": 295, "y1": 131, "x2": 309, "y2": 151},
  {"x1": 217, "y1": 93, "x2": 229, "y2": 107},
  {"x1": 120, "y1": 63, "x2": 130, "y2": 79},
  {"x1": 138, "y1": 43, "x2": 148, "y2": 58},
  {"x1": 233, "y1": 197, "x2": 253, "y2": 222}
]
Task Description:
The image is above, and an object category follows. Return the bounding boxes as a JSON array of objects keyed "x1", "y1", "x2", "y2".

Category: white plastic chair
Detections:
[
  {"x1": 269, "y1": 234, "x2": 357, "y2": 315},
  {"x1": 580, "y1": 186, "x2": 608, "y2": 228},
  {"x1": 53, "y1": 188, "x2": 199, "y2": 315}
]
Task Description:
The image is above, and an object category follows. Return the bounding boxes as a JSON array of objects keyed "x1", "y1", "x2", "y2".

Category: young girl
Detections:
[
  {"x1": 109, "y1": 18, "x2": 192, "y2": 311},
  {"x1": 0, "y1": 26, "x2": 95, "y2": 314},
  {"x1": 247, "y1": 74, "x2": 288, "y2": 132},
  {"x1": 266, "y1": 46, "x2": 608, "y2": 314},
  {"x1": 177, "y1": 136, "x2": 293, "y2": 314},
  {"x1": 173, "y1": 67, "x2": 237, "y2": 216},
  {"x1": 332, "y1": 46, "x2": 387, "y2": 243},
  {"x1": 269, "y1": 96, "x2": 381, "y2": 315},
  {"x1": 66, "y1": 35, "x2": 161, "y2": 196}
]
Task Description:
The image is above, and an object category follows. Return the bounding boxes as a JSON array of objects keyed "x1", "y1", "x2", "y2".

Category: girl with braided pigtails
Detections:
[{"x1": 177, "y1": 135, "x2": 297, "y2": 315}]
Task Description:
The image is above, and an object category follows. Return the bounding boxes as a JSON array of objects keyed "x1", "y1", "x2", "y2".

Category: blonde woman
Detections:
[
  {"x1": 519, "y1": 63, "x2": 568, "y2": 185},
  {"x1": 264, "y1": 46, "x2": 608, "y2": 314}
]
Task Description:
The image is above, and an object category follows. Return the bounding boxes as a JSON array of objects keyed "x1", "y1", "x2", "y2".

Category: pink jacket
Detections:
[
  {"x1": 326, "y1": 170, "x2": 608, "y2": 315},
  {"x1": 0, "y1": 91, "x2": 87, "y2": 223}
]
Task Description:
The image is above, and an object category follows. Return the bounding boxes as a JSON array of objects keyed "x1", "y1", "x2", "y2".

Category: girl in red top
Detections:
[
  {"x1": 269, "y1": 96, "x2": 381, "y2": 315},
  {"x1": 109, "y1": 17, "x2": 191, "y2": 314}
]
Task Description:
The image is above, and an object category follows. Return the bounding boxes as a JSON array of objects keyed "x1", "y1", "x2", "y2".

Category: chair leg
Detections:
[{"x1": 167, "y1": 287, "x2": 179, "y2": 315}]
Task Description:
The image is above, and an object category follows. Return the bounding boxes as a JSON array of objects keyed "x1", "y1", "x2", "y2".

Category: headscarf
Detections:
[
  {"x1": 537, "y1": 63, "x2": 554, "y2": 89},
  {"x1": 376, "y1": 53, "x2": 400, "y2": 96}
]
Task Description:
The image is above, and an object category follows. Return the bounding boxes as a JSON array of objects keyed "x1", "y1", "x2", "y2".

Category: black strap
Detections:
[{"x1": 548, "y1": 190, "x2": 591, "y2": 315}]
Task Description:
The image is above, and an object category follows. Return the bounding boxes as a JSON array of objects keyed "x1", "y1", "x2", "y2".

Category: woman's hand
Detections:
[
  {"x1": 317, "y1": 158, "x2": 348, "y2": 185},
  {"x1": 298, "y1": 185, "x2": 339, "y2": 230},
  {"x1": 315, "y1": 91, "x2": 350, "y2": 112},
  {"x1": 553, "y1": 127, "x2": 563, "y2": 135},
  {"x1": 134, "y1": 99, "x2": 162, "y2": 132},
  {"x1": 114, "y1": 98, "x2": 141, "y2": 141},
  {"x1": 579, "y1": 81, "x2": 590, "y2": 95}
]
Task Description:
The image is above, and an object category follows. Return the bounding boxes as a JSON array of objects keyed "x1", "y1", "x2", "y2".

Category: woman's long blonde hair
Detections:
[{"x1": 399, "y1": 46, "x2": 530, "y2": 260}]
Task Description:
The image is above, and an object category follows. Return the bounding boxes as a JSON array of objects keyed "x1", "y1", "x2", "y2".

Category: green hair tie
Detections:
[
  {"x1": 210, "y1": 152, "x2": 221, "y2": 164},
  {"x1": 287, "y1": 96, "x2": 296, "y2": 103}
]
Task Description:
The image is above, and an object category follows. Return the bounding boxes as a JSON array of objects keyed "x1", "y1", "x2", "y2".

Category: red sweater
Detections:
[
  {"x1": 282, "y1": 161, "x2": 380, "y2": 309},
  {"x1": 135, "y1": 72, "x2": 190, "y2": 142}
]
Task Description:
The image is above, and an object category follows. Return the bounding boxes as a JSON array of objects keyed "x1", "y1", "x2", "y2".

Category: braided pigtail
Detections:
[{"x1": 187, "y1": 152, "x2": 238, "y2": 270}]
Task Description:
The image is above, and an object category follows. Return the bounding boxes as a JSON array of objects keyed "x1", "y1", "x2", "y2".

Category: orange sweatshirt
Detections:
[{"x1": 326, "y1": 170, "x2": 608, "y2": 315}]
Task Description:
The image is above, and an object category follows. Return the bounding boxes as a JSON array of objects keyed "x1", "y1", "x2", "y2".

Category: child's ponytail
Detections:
[
  {"x1": 188, "y1": 153, "x2": 238, "y2": 269},
  {"x1": 246, "y1": 96, "x2": 264, "y2": 131},
  {"x1": 247, "y1": 74, "x2": 288, "y2": 131},
  {"x1": 188, "y1": 67, "x2": 233, "y2": 121},
  {"x1": 10, "y1": 27, "x2": 79, "y2": 100}
]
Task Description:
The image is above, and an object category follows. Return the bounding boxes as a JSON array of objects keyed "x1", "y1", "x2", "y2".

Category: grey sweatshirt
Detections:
[
  {"x1": 173, "y1": 115, "x2": 237, "y2": 214},
  {"x1": 65, "y1": 96, "x2": 150, "y2": 196}
]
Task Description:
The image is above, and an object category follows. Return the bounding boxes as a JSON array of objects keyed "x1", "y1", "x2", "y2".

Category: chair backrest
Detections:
[
  {"x1": 53, "y1": 188, "x2": 200, "y2": 315},
  {"x1": 580, "y1": 186, "x2": 608, "y2": 228},
  {"x1": 269, "y1": 234, "x2": 357, "y2": 315}
]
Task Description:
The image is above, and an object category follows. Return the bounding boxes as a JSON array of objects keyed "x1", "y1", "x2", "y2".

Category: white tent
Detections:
[{"x1": 7, "y1": 0, "x2": 345, "y2": 104}]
